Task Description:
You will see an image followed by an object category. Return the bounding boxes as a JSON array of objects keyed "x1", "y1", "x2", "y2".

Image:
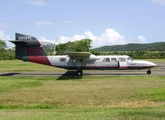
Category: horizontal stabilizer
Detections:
[{"x1": 10, "y1": 40, "x2": 27, "y2": 46}]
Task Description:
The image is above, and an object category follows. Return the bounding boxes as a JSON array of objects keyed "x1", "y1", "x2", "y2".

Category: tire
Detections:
[
  {"x1": 147, "y1": 70, "x2": 151, "y2": 74},
  {"x1": 77, "y1": 71, "x2": 83, "y2": 76}
]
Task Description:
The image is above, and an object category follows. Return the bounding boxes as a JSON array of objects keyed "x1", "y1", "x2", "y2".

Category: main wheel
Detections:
[
  {"x1": 77, "y1": 70, "x2": 83, "y2": 76},
  {"x1": 147, "y1": 70, "x2": 151, "y2": 74}
]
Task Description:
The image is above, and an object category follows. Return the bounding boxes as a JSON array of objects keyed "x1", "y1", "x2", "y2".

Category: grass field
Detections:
[
  {"x1": 0, "y1": 60, "x2": 65, "y2": 72},
  {"x1": 0, "y1": 60, "x2": 165, "y2": 119}
]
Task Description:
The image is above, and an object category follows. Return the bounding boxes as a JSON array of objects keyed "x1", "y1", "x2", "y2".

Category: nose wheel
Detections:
[{"x1": 147, "y1": 69, "x2": 151, "y2": 74}]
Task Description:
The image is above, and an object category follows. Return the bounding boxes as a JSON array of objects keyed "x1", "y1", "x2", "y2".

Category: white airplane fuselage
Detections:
[{"x1": 26, "y1": 55, "x2": 156, "y2": 71}]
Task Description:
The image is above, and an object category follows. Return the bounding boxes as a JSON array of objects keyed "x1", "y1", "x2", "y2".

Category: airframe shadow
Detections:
[
  {"x1": 56, "y1": 71, "x2": 82, "y2": 80},
  {"x1": 84, "y1": 71, "x2": 146, "y2": 76},
  {"x1": 0, "y1": 72, "x2": 20, "y2": 76},
  {"x1": 84, "y1": 72, "x2": 147, "y2": 76}
]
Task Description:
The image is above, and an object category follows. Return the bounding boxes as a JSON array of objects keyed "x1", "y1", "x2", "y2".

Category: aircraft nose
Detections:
[{"x1": 149, "y1": 62, "x2": 157, "y2": 67}]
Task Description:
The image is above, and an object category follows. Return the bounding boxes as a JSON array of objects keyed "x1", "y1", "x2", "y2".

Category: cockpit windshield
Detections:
[{"x1": 127, "y1": 57, "x2": 134, "y2": 61}]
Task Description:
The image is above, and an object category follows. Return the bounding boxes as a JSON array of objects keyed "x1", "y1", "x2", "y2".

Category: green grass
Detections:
[
  {"x1": 0, "y1": 76, "x2": 165, "y2": 119},
  {"x1": 0, "y1": 60, "x2": 165, "y2": 119},
  {"x1": 1, "y1": 107, "x2": 165, "y2": 120},
  {"x1": 0, "y1": 60, "x2": 65, "y2": 72},
  {"x1": 145, "y1": 88, "x2": 165, "y2": 101}
]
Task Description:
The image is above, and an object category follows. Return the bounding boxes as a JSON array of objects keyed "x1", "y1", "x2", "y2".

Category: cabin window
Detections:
[
  {"x1": 60, "y1": 58, "x2": 66, "y2": 62},
  {"x1": 103, "y1": 58, "x2": 110, "y2": 62},
  {"x1": 120, "y1": 58, "x2": 126, "y2": 62},
  {"x1": 127, "y1": 57, "x2": 133, "y2": 61},
  {"x1": 111, "y1": 58, "x2": 117, "y2": 62}
]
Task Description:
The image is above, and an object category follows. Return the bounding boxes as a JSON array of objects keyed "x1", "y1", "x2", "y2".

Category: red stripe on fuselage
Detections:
[
  {"x1": 29, "y1": 56, "x2": 51, "y2": 66},
  {"x1": 53, "y1": 65, "x2": 154, "y2": 70}
]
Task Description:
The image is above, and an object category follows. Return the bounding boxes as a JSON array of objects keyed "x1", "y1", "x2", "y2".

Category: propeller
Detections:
[{"x1": 53, "y1": 39, "x2": 58, "y2": 55}]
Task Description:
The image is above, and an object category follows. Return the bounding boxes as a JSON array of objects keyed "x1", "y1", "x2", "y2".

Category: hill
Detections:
[{"x1": 93, "y1": 42, "x2": 165, "y2": 51}]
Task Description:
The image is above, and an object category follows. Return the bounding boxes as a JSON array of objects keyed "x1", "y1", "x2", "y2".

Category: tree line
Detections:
[
  {"x1": 93, "y1": 42, "x2": 165, "y2": 51},
  {"x1": 1, "y1": 39, "x2": 165, "y2": 60},
  {"x1": 91, "y1": 51, "x2": 165, "y2": 59}
]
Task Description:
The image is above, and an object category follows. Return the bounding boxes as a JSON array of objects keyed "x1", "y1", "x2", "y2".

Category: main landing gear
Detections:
[
  {"x1": 77, "y1": 70, "x2": 83, "y2": 76},
  {"x1": 147, "y1": 69, "x2": 151, "y2": 74}
]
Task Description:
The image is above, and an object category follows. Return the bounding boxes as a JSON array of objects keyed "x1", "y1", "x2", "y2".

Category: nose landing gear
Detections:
[{"x1": 147, "y1": 69, "x2": 151, "y2": 74}]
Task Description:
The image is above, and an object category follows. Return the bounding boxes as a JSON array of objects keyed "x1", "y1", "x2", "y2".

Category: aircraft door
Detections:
[
  {"x1": 118, "y1": 57, "x2": 128, "y2": 69},
  {"x1": 101, "y1": 58, "x2": 111, "y2": 69}
]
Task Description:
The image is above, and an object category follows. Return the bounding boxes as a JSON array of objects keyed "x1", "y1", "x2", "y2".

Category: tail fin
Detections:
[
  {"x1": 15, "y1": 33, "x2": 38, "y2": 41},
  {"x1": 10, "y1": 33, "x2": 46, "y2": 60}
]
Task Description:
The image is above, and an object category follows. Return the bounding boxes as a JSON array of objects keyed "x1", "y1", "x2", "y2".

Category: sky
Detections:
[{"x1": 0, "y1": 0, "x2": 165, "y2": 48}]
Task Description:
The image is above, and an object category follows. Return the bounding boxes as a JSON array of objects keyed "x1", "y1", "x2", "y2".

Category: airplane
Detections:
[{"x1": 10, "y1": 33, "x2": 157, "y2": 76}]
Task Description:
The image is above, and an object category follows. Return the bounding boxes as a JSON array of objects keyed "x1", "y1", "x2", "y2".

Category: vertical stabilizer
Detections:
[{"x1": 10, "y1": 33, "x2": 46, "y2": 60}]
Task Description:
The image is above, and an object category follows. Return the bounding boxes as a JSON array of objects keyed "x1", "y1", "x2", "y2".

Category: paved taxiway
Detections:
[{"x1": 0, "y1": 63, "x2": 164, "y2": 76}]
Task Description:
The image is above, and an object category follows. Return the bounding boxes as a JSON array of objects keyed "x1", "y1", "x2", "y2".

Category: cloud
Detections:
[
  {"x1": 36, "y1": 20, "x2": 54, "y2": 25},
  {"x1": 0, "y1": 30, "x2": 13, "y2": 48},
  {"x1": 0, "y1": 30, "x2": 10, "y2": 40},
  {"x1": 23, "y1": 0, "x2": 47, "y2": 5},
  {"x1": 39, "y1": 36, "x2": 47, "y2": 40},
  {"x1": 0, "y1": 23, "x2": 13, "y2": 48},
  {"x1": 58, "y1": 29, "x2": 126, "y2": 48},
  {"x1": 138, "y1": 36, "x2": 147, "y2": 43},
  {"x1": 36, "y1": 20, "x2": 73, "y2": 25},
  {"x1": 99, "y1": 29, "x2": 125, "y2": 46},
  {"x1": 151, "y1": 0, "x2": 165, "y2": 6}
]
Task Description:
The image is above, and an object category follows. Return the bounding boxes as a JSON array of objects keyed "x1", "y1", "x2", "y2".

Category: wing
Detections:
[{"x1": 66, "y1": 52, "x2": 91, "y2": 59}]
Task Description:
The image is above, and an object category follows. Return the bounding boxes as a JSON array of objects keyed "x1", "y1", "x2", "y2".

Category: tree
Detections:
[
  {"x1": 56, "y1": 39, "x2": 92, "y2": 55},
  {"x1": 0, "y1": 39, "x2": 7, "y2": 50},
  {"x1": 0, "y1": 40, "x2": 15, "y2": 60}
]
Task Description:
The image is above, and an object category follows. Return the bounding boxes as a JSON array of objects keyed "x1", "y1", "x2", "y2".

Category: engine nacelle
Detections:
[
  {"x1": 82, "y1": 54, "x2": 99, "y2": 62},
  {"x1": 39, "y1": 40, "x2": 58, "y2": 49}
]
